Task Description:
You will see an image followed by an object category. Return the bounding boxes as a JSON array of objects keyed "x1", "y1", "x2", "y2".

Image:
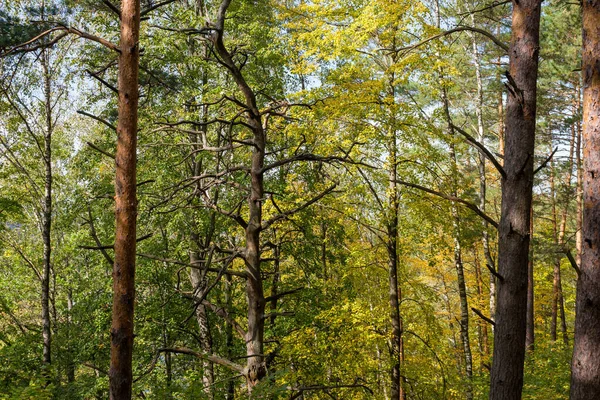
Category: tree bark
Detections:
[
  {"x1": 41, "y1": 42, "x2": 53, "y2": 370},
  {"x1": 109, "y1": 1, "x2": 140, "y2": 399},
  {"x1": 387, "y1": 121, "x2": 404, "y2": 400},
  {"x1": 489, "y1": 1, "x2": 541, "y2": 399},
  {"x1": 570, "y1": 1, "x2": 600, "y2": 397}
]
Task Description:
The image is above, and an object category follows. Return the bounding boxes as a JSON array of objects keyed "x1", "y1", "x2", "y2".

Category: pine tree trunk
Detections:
[
  {"x1": 489, "y1": 1, "x2": 541, "y2": 399},
  {"x1": 570, "y1": 1, "x2": 600, "y2": 397},
  {"x1": 109, "y1": 1, "x2": 140, "y2": 398}
]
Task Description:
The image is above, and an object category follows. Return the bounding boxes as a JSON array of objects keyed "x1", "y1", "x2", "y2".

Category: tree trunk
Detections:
[
  {"x1": 41, "y1": 43, "x2": 53, "y2": 370},
  {"x1": 190, "y1": 234, "x2": 214, "y2": 398},
  {"x1": 109, "y1": 1, "x2": 140, "y2": 398},
  {"x1": 570, "y1": 1, "x2": 600, "y2": 397},
  {"x1": 525, "y1": 206, "x2": 534, "y2": 351},
  {"x1": 489, "y1": 1, "x2": 541, "y2": 399}
]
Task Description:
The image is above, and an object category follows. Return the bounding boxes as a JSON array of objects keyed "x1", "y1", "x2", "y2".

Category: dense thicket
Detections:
[{"x1": 0, "y1": 0, "x2": 592, "y2": 399}]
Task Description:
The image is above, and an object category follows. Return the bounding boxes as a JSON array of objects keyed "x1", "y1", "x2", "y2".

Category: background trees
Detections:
[{"x1": 0, "y1": 0, "x2": 592, "y2": 399}]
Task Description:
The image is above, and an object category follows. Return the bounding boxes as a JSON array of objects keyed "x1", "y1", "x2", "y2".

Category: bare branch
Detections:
[
  {"x1": 86, "y1": 142, "x2": 115, "y2": 159},
  {"x1": 137, "y1": 253, "x2": 248, "y2": 278},
  {"x1": 264, "y1": 287, "x2": 303, "y2": 302},
  {"x1": 472, "y1": 307, "x2": 496, "y2": 326},
  {"x1": 141, "y1": 0, "x2": 178, "y2": 16},
  {"x1": 101, "y1": 0, "x2": 121, "y2": 18},
  {"x1": 159, "y1": 347, "x2": 245, "y2": 374},
  {"x1": 2, "y1": 25, "x2": 119, "y2": 56},
  {"x1": 451, "y1": 124, "x2": 507, "y2": 179},
  {"x1": 85, "y1": 69, "x2": 118, "y2": 94},
  {"x1": 78, "y1": 110, "x2": 117, "y2": 131},
  {"x1": 533, "y1": 147, "x2": 558, "y2": 175},
  {"x1": 565, "y1": 248, "x2": 581, "y2": 277},
  {"x1": 397, "y1": 26, "x2": 508, "y2": 55},
  {"x1": 262, "y1": 184, "x2": 337, "y2": 230},
  {"x1": 486, "y1": 263, "x2": 504, "y2": 282},
  {"x1": 395, "y1": 180, "x2": 499, "y2": 229}
]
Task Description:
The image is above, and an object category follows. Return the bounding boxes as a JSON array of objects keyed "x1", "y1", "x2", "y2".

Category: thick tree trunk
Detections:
[
  {"x1": 489, "y1": 1, "x2": 541, "y2": 399},
  {"x1": 41, "y1": 45, "x2": 53, "y2": 369},
  {"x1": 570, "y1": 1, "x2": 600, "y2": 397},
  {"x1": 109, "y1": 1, "x2": 140, "y2": 398}
]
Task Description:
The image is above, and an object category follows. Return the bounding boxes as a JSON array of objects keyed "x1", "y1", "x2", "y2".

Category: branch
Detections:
[
  {"x1": 78, "y1": 110, "x2": 116, "y2": 131},
  {"x1": 87, "y1": 142, "x2": 115, "y2": 159},
  {"x1": 533, "y1": 147, "x2": 558, "y2": 175},
  {"x1": 261, "y1": 153, "x2": 368, "y2": 174},
  {"x1": 2, "y1": 25, "x2": 119, "y2": 57},
  {"x1": 486, "y1": 263, "x2": 504, "y2": 282},
  {"x1": 290, "y1": 382, "x2": 373, "y2": 400},
  {"x1": 141, "y1": 0, "x2": 178, "y2": 16},
  {"x1": 472, "y1": 307, "x2": 495, "y2": 326},
  {"x1": 265, "y1": 287, "x2": 303, "y2": 302},
  {"x1": 159, "y1": 347, "x2": 244, "y2": 374},
  {"x1": 565, "y1": 249, "x2": 581, "y2": 277},
  {"x1": 85, "y1": 69, "x2": 118, "y2": 94},
  {"x1": 200, "y1": 300, "x2": 246, "y2": 339},
  {"x1": 79, "y1": 233, "x2": 153, "y2": 251},
  {"x1": 451, "y1": 124, "x2": 506, "y2": 179},
  {"x1": 101, "y1": 0, "x2": 121, "y2": 18},
  {"x1": 457, "y1": 0, "x2": 511, "y2": 16},
  {"x1": 261, "y1": 184, "x2": 337, "y2": 230},
  {"x1": 395, "y1": 180, "x2": 499, "y2": 229},
  {"x1": 397, "y1": 26, "x2": 508, "y2": 55},
  {"x1": 137, "y1": 253, "x2": 247, "y2": 278}
]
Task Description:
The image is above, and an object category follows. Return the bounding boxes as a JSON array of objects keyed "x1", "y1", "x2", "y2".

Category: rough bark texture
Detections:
[
  {"x1": 489, "y1": 1, "x2": 541, "y2": 399},
  {"x1": 41, "y1": 45, "x2": 53, "y2": 369},
  {"x1": 570, "y1": 1, "x2": 600, "y2": 397},
  {"x1": 109, "y1": 1, "x2": 140, "y2": 398}
]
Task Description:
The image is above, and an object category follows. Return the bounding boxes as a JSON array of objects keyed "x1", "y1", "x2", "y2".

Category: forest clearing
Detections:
[{"x1": 1, "y1": 0, "x2": 599, "y2": 399}]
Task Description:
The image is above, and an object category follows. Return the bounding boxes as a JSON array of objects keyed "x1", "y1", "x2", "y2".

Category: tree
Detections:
[
  {"x1": 109, "y1": 0, "x2": 140, "y2": 399},
  {"x1": 570, "y1": 0, "x2": 600, "y2": 397},
  {"x1": 489, "y1": 1, "x2": 542, "y2": 399}
]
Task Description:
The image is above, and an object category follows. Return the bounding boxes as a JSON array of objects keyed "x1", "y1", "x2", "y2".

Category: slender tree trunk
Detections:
[
  {"x1": 225, "y1": 274, "x2": 235, "y2": 400},
  {"x1": 67, "y1": 288, "x2": 75, "y2": 383},
  {"x1": 190, "y1": 234, "x2": 214, "y2": 398},
  {"x1": 386, "y1": 78, "x2": 405, "y2": 400},
  {"x1": 489, "y1": 1, "x2": 541, "y2": 399},
  {"x1": 525, "y1": 206, "x2": 534, "y2": 351},
  {"x1": 474, "y1": 250, "x2": 489, "y2": 364},
  {"x1": 570, "y1": 2, "x2": 600, "y2": 397},
  {"x1": 576, "y1": 83, "x2": 583, "y2": 268},
  {"x1": 109, "y1": 1, "x2": 140, "y2": 398},
  {"x1": 41, "y1": 44, "x2": 53, "y2": 369},
  {"x1": 435, "y1": 3, "x2": 472, "y2": 394}
]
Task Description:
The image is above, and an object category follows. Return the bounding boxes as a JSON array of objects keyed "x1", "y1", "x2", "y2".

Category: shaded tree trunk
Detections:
[
  {"x1": 570, "y1": 1, "x2": 600, "y2": 397},
  {"x1": 489, "y1": 1, "x2": 541, "y2": 399},
  {"x1": 109, "y1": 1, "x2": 140, "y2": 398}
]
